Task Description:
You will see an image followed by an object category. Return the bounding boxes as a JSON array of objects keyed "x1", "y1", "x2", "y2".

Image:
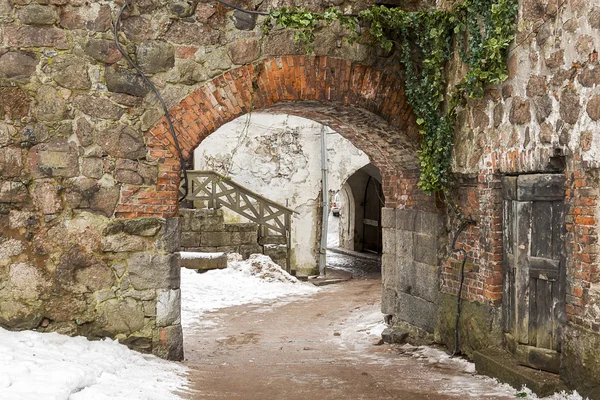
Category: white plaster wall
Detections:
[{"x1": 194, "y1": 113, "x2": 370, "y2": 274}]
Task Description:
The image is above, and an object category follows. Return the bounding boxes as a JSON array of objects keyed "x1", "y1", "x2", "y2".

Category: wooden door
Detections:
[
  {"x1": 502, "y1": 174, "x2": 566, "y2": 373},
  {"x1": 362, "y1": 177, "x2": 383, "y2": 253}
]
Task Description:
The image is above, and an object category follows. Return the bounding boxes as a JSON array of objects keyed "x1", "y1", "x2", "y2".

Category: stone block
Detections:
[
  {"x1": 416, "y1": 211, "x2": 443, "y2": 236},
  {"x1": 180, "y1": 252, "x2": 227, "y2": 270},
  {"x1": 0, "y1": 181, "x2": 28, "y2": 203},
  {"x1": 166, "y1": 18, "x2": 223, "y2": 44},
  {"x1": 74, "y1": 95, "x2": 125, "y2": 121},
  {"x1": 396, "y1": 209, "x2": 417, "y2": 231},
  {"x1": 382, "y1": 227, "x2": 396, "y2": 255},
  {"x1": 228, "y1": 38, "x2": 260, "y2": 65},
  {"x1": 31, "y1": 178, "x2": 62, "y2": 215},
  {"x1": 0, "y1": 0, "x2": 12, "y2": 23},
  {"x1": 410, "y1": 261, "x2": 440, "y2": 304},
  {"x1": 381, "y1": 207, "x2": 396, "y2": 228},
  {"x1": 8, "y1": 210, "x2": 38, "y2": 229},
  {"x1": 5, "y1": 25, "x2": 68, "y2": 49},
  {"x1": 0, "y1": 147, "x2": 23, "y2": 178},
  {"x1": 81, "y1": 157, "x2": 103, "y2": 178},
  {"x1": 85, "y1": 38, "x2": 122, "y2": 64},
  {"x1": 128, "y1": 253, "x2": 180, "y2": 290},
  {"x1": 105, "y1": 67, "x2": 150, "y2": 97},
  {"x1": 381, "y1": 254, "x2": 397, "y2": 288},
  {"x1": 30, "y1": 139, "x2": 79, "y2": 178},
  {"x1": 136, "y1": 41, "x2": 174, "y2": 74},
  {"x1": 200, "y1": 231, "x2": 230, "y2": 247},
  {"x1": 0, "y1": 87, "x2": 31, "y2": 120},
  {"x1": 395, "y1": 230, "x2": 414, "y2": 261},
  {"x1": 59, "y1": 4, "x2": 111, "y2": 32},
  {"x1": 0, "y1": 52, "x2": 38, "y2": 81},
  {"x1": 560, "y1": 325, "x2": 600, "y2": 398},
  {"x1": 101, "y1": 233, "x2": 150, "y2": 252},
  {"x1": 105, "y1": 218, "x2": 164, "y2": 237},
  {"x1": 381, "y1": 287, "x2": 397, "y2": 316},
  {"x1": 96, "y1": 124, "x2": 146, "y2": 159},
  {"x1": 394, "y1": 291, "x2": 437, "y2": 333},
  {"x1": 414, "y1": 234, "x2": 437, "y2": 265},
  {"x1": 239, "y1": 244, "x2": 263, "y2": 259},
  {"x1": 0, "y1": 300, "x2": 43, "y2": 330},
  {"x1": 232, "y1": 9, "x2": 257, "y2": 30},
  {"x1": 18, "y1": 4, "x2": 58, "y2": 25},
  {"x1": 9, "y1": 263, "x2": 48, "y2": 300},
  {"x1": 180, "y1": 232, "x2": 200, "y2": 248},
  {"x1": 34, "y1": 85, "x2": 66, "y2": 122},
  {"x1": 156, "y1": 289, "x2": 181, "y2": 327},
  {"x1": 156, "y1": 218, "x2": 180, "y2": 253},
  {"x1": 51, "y1": 55, "x2": 91, "y2": 90},
  {"x1": 166, "y1": 59, "x2": 207, "y2": 85},
  {"x1": 560, "y1": 87, "x2": 581, "y2": 125},
  {"x1": 152, "y1": 324, "x2": 184, "y2": 361},
  {"x1": 97, "y1": 297, "x2": 145, "y2": 335},
  {"x1": 0, "y1": 238, "x2": 25, "y2": 261}
]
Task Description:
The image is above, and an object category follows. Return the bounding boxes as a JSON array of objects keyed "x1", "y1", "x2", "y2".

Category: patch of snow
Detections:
[
  {"x1": 181, "y1": 254, "x2": 319, "y2": 329},
  {"x1": 398, "y1": 344, "x2": 587, "y2": 400},
  {"x1": 0, "y1": 328, "x2": 187, "y2": 400},
  {"x1": 515, "y1": 386, "x2": 587, "y2": 400},
  {"x1": 180, "y1": 251, "x2": 225, "y2": 260}
]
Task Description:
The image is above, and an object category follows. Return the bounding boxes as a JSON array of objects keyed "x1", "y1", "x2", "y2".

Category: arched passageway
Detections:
[{"x1": 115, "y1": 56, "x2": 435, "y2": 219}]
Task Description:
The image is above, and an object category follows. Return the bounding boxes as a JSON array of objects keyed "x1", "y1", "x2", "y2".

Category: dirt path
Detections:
[{"x1": 182, "y1": 278, "x2": 516, "y2": 399}]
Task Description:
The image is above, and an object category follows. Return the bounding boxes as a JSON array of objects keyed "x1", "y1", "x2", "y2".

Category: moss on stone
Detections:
[{"x1": 435, "y1": 293, "x2": 503, "y2": 358}]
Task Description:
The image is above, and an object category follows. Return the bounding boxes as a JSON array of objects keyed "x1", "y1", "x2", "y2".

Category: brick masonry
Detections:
[{"x1": 123, "y1": 55, "x2": 433, "y2": 219}]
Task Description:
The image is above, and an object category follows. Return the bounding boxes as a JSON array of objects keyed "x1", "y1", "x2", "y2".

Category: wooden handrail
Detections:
[{"x1": 180, "y1": 170, "x2": 293, "y2": 271}]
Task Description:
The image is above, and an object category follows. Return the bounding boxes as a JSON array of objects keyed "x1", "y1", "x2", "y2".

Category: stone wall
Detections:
[
  {"x1": 180, "y1": 208, "x2": 261, "y2": 257},
  {"x1": 0, "y1": 0, "x2": 427, "y2": 359},
  {"x1": 441, "y1": 0, "x2": 600, "y2": 393},
  {"x1": 0, "y1": 211, "x2": 183, "y2": 359},
  {"x1": 381, "y1": 207, "x2": 446, "y2": 342}
]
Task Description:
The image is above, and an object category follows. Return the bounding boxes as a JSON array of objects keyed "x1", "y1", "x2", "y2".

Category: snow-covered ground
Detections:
[
  {"x1": 0, "y1": 252, "x2": 589, "y2": 400},
  {"x1": 0, "y1": 328, "x2": 187, "y2": 400},
  {"x1": 0, "y1": 254, "x2": 317, "y2": 400},
  {"x1": 181, "y1": 253, "x2": 319, "y2": 329}
]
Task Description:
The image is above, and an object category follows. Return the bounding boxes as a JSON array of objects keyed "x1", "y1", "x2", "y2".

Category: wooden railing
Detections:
[{"x1": 180, "y1": 170, "x2": 293, "y2": 272}]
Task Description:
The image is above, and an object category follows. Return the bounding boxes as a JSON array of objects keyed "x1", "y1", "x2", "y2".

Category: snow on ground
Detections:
[
  {"x1": 181, "y1": 253, "x2": 319, "y2": 329},
  {"x1": 0, "y1": 328, "x2": 187, "y2": 400}
]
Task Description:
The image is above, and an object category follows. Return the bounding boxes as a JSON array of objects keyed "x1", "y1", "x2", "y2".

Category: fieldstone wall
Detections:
[
  {"x1": 381, "y1": 207, "x2": 445, "y2": 343},
  {"x1": 0, "y1": 211, "x2": 183, "y2": 359},
  {"x1": 0, "y1": 0, "x2": 427, "y2": 360}
]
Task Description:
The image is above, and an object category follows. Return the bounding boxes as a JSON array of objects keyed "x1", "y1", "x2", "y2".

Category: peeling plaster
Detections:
[{"x1": 194, "y1": 113, "x2": 370, "y2": 274}]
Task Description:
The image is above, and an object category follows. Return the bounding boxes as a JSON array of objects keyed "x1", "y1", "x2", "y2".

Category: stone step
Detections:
[
  {"x1": 180, "y1": 251, "x2": 227, "y2": 271},
  {"x1": 473, "y1": 346, "x2": 568, "y2": 397}
]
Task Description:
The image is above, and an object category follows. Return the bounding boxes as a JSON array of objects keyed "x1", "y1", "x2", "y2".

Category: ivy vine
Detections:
[{"x1": 265, "y1": 0, "x2": 518, "y2": 194}]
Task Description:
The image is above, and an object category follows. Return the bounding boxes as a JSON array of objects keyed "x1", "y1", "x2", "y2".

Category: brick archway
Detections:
[{"x1": 117, "y1": 56, "x2": 431, "y2": 218}]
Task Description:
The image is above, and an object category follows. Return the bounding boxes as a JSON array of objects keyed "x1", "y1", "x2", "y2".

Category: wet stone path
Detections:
[{"x1": 182, "y1": 273, "x2": 517, "y2": 399}]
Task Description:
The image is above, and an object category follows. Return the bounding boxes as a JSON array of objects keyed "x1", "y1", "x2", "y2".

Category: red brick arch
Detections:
[{"x1": 117, "y1": 56, "x2": 432, "y2": 218}]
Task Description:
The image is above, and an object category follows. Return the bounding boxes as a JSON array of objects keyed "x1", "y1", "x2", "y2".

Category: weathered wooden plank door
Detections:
[
  {"x1": 362, "y1": 177, "x2": 383, "y2": 253},
  {"x1": 502, "y1": 174, "x2": 566, "y2": 373}
]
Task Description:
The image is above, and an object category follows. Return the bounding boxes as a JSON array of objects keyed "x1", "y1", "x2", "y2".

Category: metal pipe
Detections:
[
  {"x1": 319, "y1": 125, "x2": 329, "y2": 277},
  {"x1": 450, "y1": 218, "x2": 476, "y2": 357}
]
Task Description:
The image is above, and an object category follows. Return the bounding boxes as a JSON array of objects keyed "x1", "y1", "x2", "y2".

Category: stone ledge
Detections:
[
  {"x1": 473, "y1": 347, "x2": 568, "y2": 397},
  {"x1": 180, "y1": 251, "x2": 227, "y2": 271}
]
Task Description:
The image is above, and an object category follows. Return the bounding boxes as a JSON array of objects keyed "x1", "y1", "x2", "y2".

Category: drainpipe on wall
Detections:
[{"x1": 319, "y1": 125, "x2": 329, "y2": 277}]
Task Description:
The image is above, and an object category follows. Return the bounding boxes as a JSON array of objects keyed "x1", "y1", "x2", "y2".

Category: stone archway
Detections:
[{"x1": 116, "y1": 56, "x2": 434, "y2": 219}]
